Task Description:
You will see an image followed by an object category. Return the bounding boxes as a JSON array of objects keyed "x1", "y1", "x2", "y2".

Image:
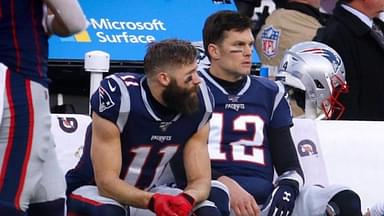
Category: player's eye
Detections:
[{"x1": 185, "y1": 75, "x2": 193, "y2": 83}]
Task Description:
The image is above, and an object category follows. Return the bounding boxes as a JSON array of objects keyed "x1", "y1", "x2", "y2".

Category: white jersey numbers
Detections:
[
  {"x1": 120, "y1": 74, "x2": 139, "y2": 87},
  {"x1": 124, "y1": 145, "x2": 178, "y2": 189},
  {"x1": 208, "y1": 113, "x2": 265, "y2": 165}
]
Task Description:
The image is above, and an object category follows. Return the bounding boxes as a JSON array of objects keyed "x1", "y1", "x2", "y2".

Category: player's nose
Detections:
[{"x1": 191, "y1": 72, "x2": 201, "y2": 85}]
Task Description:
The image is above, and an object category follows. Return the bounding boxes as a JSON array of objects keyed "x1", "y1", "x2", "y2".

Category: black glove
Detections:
[{"x1": 264, "y1": 179, "x2": 299, "y2": 216}]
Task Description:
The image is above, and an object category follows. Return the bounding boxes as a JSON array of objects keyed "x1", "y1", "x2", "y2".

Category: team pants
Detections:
[
  {"x1": 67, "y1": 184, "x2": 222, "y2": 216},
  {"x1": 0, "y1": 66, "x2": 66, "y2": 214},
  {"x1": 260, "y1": 184, "x2": 350, "y2": 216}
]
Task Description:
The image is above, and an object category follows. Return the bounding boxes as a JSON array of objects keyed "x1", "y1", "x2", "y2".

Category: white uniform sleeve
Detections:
[{"x1": 43, "y1": 0, "x2": 87, "y2": 35}]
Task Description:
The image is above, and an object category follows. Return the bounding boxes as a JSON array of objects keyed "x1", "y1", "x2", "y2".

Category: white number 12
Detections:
[{"x1": 208, "y1": 113, "x2": 265, "y2": 165}]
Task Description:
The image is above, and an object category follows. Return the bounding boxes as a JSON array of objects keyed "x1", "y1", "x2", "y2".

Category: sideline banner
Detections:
[
  {"x1": 48, "y1": 0, "x2": 261, "y2": 63},
  {"x1": 291, "y1": 118, "x2": 329, "y2": 187},
  {"x1": 50, "y1": 114, "x2": 384, "y2": 211},
  {"x1": 316, "y1": 120, "x2": 384, "y2": 211},
  {"x1": 51, "y1": 114, "x2": 91, "y2": 173}
]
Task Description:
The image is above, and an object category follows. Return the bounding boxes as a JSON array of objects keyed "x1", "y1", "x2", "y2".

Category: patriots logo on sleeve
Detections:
[{"x1": 98, "y1": 86, "x2": 115, "y2": 112}]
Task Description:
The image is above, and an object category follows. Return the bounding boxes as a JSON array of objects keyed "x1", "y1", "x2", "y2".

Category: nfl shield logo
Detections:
[{"x1": 260, "y1": 26, "x2": 281, "y2": 58}]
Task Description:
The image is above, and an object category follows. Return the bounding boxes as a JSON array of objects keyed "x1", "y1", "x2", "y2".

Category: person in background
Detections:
[
  {"x1": 234, "y1": 0, "x2": 261, "y2": 18},
  {"x1": 255, "y1": 0, "x2": 326, "y2": 78},
  {"x1": 65, "y1": 39, "x2": 222, "y2": 216},
  {"x1": 0, "y1": 0, "x2": 87, "y2": 215},
  {"x1": 195, "y1": 10, "x2": 363, "y2": 216},
  {"x1": 320, "y1": 0, "x2": 338, "y2": 15},
  {"x1": 314, "y1": 0, "x2": 384, "y2": 120}
]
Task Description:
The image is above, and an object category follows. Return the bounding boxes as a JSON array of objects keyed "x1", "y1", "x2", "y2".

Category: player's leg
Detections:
[
  {"x1": 26, "y1": 198, "x2": 65, "y2": 216},
  {"x1": 289, "y1": 184, "x2": 362, "y2": 216},
  {"x1": 194, "y1": 200, "x2": 223, "y2": 216},
  {"x1": 27, "y1": 142, "x2": 67, "y2": 216},
  {"x1": 327, "y1": 189, "x2": 362, "y2": 216},
  {"x1": 0, "y1": 71, "x2": 43, "y2": 214},
  {"x1": 231, "y1": 175, "x2": 274, "y2": 204},
  {"x1": 207, "y1": 180, "x2": 230, "y2": 216},
  {"x1": 0, "y1": 204, "x2": 26, "y2": 216},
  {"x1": 149, "y1": 183, "x2": 224, "y2": 216},
  {"x1": 67, "y1": 186, "x2": 127, "y2": 216}
]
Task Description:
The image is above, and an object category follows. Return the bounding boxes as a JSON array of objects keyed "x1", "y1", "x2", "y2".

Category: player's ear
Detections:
[
  {"x1": 157, "y1": 71, "x2": 170, "y2": 86},
  {"x1": 208, "y1": 43, "x2": 220, "y2": 60}
]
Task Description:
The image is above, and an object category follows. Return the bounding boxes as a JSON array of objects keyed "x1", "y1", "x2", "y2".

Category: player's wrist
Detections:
[
  {"x1": 277, "y1": 179, "x2": 299, "y2": 196},
  {"x1": 147, "y1": 193, "x2": 159, "y2": 212},
  {"x1": 180, "y1": 192, "x2": 195, "y2": 206}
]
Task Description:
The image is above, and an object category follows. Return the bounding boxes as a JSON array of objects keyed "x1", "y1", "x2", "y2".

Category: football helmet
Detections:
[{"x1": 276, "y1": 41, "x2": 348, "y2": 119}]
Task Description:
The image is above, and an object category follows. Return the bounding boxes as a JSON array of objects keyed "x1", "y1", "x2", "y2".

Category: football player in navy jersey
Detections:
[
  {"x1": 193, "y1": 10, "x2": 362, "y2": 216},
  {"x1": 0, "y1": 0, "x2": 87, "y2": 215},
  {"x1": 65, "y1": 39, "x2": 222, "y2": 216}
]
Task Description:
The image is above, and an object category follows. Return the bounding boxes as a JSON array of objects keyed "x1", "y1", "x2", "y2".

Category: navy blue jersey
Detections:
[
  {"x1": 66, "y1": 72, "x2": 213, "y2": 192},
  {"x1": 199, "y1": 69, "x2": 292, "y2": 190},
  {"x1": 0, "y1": 0, "x2": 48, "y2": 85}
]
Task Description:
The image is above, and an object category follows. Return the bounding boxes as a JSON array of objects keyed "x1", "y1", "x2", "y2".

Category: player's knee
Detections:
[
  {"x1": 67, "y1": 196, "x2": 126, "y2": 216},
  {"x1": 27, "y1": 198, "x2": 65, "y2": 216},
  {"x1": 209, "y1": 180, "x2": 230, "y2": 216},
  {"x1": 194, "y1": 204, "x2": 222, "y2": 216},
  {"x1": 328, "y1": 189, "x2": 362, "y2": 216}
]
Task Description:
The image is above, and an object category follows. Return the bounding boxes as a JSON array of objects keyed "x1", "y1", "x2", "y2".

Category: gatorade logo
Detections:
[{"x1": 58, "y1": 117, "x2": 79, "y2": 133}]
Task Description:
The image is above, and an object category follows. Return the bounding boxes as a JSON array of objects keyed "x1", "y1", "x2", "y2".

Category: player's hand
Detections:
[
  {"x1": 170, "y1": 193, "x2": 195, "y2": 216},
  {"x1": 219, "y1": 176, "x2": 260, "y2": 216},
  {"x1": 263, "y1": 179, "x2": 299, "y2": 216},
  {"x1": 148, "y1": 193, "x2": 177, "y2": 216},
  {"x1": 148, "y1": 193, "x2": 195, "y2": 216}
]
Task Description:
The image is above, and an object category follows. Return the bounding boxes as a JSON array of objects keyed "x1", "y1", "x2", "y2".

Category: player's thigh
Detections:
[
  {"x1": 291, "y1": 184, "x2": 350, "y2": 216},
  {"x1": 27, "y1": 147, "x2": 66, "y2": 215},
  {"x1": 231, "y1": 175, "x2": 274, "y2": 203},
  {"x1": 147, "y1": 184, "x2": 223, "y2": 216},
  {"x1": 23, "y1": 80, "x2": 65, "y2": 209},
  {"x1": 0, "y1": 74, "x2": 60, "y2": 212},
  {"x1": 209, "y1": 180, "x2": 230, "y2": 216},
  {"x1": 67, "y1": 185, "x2": 127, "y2": 216},
  {"x1": 33, "y1": 145, "x2": 66, "y2": 201}
]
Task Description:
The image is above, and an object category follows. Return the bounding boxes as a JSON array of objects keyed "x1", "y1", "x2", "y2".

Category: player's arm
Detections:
[
  {"x1": 91, "y1": 112, "x2": 153, "y2": 209},
  {"x1": 268, "y1": 126, "x2": 303, "y2": 179},
  {"x1": 211, "y1": 158, "x2": 260, "y2": 216},
  {"x1": 217, "y1": 175, "x2": 260, "y2": 216},
  {"x1": 182, "y1": 122, "x2": 212, "y2": 203},
  {"x1": 263, "y1": 126, "x2": 303, "y2": 216},
  {"x1": 42, "y1": 0, "x2": 87, "y2": 36}
]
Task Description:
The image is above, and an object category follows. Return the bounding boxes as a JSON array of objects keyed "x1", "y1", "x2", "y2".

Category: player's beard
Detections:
[{"x1": 162, "y1": 79, "x2": 200, "y2": 115}]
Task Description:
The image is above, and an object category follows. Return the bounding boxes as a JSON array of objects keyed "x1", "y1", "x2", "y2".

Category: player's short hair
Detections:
[
  {"x1": 202, "y1": 10, "x2": 252, "y2": 59},
  {"x1": 144, "y1": 39, "x2": 197, "y2": 76}
]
